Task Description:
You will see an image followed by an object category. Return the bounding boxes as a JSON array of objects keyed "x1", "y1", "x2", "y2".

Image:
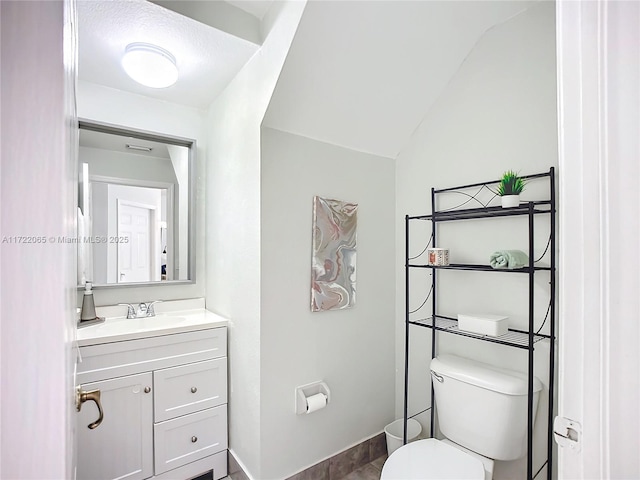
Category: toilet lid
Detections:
[{"x1": 381, "y1": 439, "x2": 485, "y2": 480}]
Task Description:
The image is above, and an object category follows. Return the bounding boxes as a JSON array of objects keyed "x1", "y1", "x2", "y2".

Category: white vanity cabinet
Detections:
[{"x1": 77, "y1": 326, "x2": 228, "y2": 480}]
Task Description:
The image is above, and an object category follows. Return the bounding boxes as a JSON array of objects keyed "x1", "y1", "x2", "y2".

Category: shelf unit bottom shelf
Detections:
[{"x1": 409, "y1": 316, "x2": 548, "y2": 349}]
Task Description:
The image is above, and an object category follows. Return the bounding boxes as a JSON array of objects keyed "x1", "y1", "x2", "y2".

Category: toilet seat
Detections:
[{"x1": 381, "y1": 438, "x2": 485, "y2": 480}]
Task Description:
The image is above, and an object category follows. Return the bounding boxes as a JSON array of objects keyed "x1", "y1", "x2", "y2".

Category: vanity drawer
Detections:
[
  {"x1": 77, "y1": 327, "x2": 227, "y2": 384},
  {"x1": 154, "y1": 405, "x2": 228, "y2": 475},
  {"x1": 154, "y1": 357, "x2": 227, "y2": 422}
]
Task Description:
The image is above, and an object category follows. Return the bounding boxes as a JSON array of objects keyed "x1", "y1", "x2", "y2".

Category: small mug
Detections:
[{"x1": 427, "y1": 248, "x2": 450, "y2": 266}]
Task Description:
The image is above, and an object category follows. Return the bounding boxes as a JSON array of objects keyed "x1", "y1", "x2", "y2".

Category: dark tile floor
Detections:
[
  {"x1": 225, "y1": 433, "x2": 388, "y2": 480},
  {"x1": 338, "y1": 454, "x2": 386, "y2": 480},
  {"x1": 284, "y1": 434, "x2": 386, "y2": 480},
  {"x1": 225, "y1": 455, "x2": 386, "y2": 480}
]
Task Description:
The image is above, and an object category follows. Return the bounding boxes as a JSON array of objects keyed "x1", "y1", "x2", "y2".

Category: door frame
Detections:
[{"x1": 556, "y1": 0, "x2": 640, "y2": 477}]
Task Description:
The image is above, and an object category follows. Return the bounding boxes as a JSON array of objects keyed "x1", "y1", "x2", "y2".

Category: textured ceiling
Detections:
[
  {"x1": 78, "y1": 0, "x2": 260, "y2": 109},
  {"x1": 263, "y1": 1, "x2": 536, "y2": 159}
]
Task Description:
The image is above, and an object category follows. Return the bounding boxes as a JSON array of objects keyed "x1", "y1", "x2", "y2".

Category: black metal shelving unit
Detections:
[{"x1": 403, "y1": 168, "x2": 556, "y2": 480}]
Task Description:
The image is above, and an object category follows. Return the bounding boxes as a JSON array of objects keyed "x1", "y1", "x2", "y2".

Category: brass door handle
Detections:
[{"x1": 76, "y1": 387, "x2": 104, "y2": 430}]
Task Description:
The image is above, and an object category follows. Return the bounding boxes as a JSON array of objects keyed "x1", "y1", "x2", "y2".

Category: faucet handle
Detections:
[
  {"x1": 146, "y1": 300, "x2": 163, "y2": 317},
  {"x1": 118, "y1": 303, "x2": 136, "y2": 319}
]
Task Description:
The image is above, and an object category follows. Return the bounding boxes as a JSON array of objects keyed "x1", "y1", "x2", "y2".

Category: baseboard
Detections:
[
  {"x1": 229, "y1": 432, "x2": 387, "y2": 480},
  {"x1": 285, "y1": 432, "x2": 387, "y2": 480},
  {"x1": 228, "y1": 449, "x2": 252, "y2": 480}
]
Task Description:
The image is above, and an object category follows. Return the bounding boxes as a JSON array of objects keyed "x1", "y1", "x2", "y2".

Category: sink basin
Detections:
[
  {"x1": 76, "y1": 307, "x2": 228, "y2": 346},
  {"x1": 131, "y1": 315, "x2": 186, "y2": 329},
  {"x1": 81, "y1": 315, "x2": 186, "y2": 338}
]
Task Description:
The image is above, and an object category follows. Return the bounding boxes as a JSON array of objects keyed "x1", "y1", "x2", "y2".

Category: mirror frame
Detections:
[{"x1": 78, "y1": 118, "x2": 197, "y2": 289}]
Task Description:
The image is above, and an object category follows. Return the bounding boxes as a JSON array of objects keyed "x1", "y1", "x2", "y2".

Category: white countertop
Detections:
[{"x1": 76, "y1": 300, "x2": 228, "y2": 347}]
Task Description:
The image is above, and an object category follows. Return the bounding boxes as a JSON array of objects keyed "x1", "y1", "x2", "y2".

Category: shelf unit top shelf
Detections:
[
  {"x1": 409, "y1": 315, "x2": 550, "y2": 349},
  {"x1": 408, "y1": 201, "x2": 552, "y2": 222}
]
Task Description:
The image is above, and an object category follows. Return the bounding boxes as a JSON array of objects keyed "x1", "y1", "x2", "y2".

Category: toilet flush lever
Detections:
[{"x1": 430, "y1": 371, "x2": 444, "y2": 383}]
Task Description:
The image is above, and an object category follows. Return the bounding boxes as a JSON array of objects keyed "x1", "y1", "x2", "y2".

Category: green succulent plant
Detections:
[{"x1": 497, "y1": 170, "x2": 525, "y2": 196}]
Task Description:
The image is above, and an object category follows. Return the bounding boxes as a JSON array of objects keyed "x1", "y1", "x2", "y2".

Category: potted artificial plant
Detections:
[{"x1": 497, "y1": 170, "x2": 525, "y2": 208}]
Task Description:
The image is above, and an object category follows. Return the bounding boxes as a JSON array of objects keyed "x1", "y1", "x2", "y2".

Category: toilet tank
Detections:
[{"x1": 430, "y1": 354, "x2": 542, "y2": 461}]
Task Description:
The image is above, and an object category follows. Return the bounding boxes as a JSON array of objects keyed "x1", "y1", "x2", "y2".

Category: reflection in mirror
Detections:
[{"x1": 78, "y1": 121, "x2": 194, "y2": 287}]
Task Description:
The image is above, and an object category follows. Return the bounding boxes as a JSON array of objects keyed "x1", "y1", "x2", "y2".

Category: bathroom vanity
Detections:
[{"x1": 76, "y1": 303, "x2": 228, "y2": 480}]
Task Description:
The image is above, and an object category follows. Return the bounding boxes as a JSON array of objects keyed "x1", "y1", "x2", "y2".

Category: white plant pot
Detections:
[{"x1": 500, "y1": 194, "x2": 520, "y2": 208}]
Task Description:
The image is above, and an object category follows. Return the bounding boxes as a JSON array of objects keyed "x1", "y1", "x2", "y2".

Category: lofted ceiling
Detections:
[
  {"x1": 263, "y1": 1, "x2": 537, "y2": 159},
  {"x1": 79, "y1": 0, "x2": 537, "y2": 158},
  {"x1": 77, "y1": 0, "x2": 261, "y2": 109}
]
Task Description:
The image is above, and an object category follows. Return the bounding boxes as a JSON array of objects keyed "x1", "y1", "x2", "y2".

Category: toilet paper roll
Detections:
[{"x1": 305, "y1": 393, "x2": 327, "y2": 414}]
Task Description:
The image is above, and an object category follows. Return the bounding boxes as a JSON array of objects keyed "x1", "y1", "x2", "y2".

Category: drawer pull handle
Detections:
[
  {"x1": 144, "y1": 386, "x2": 151, "y2": 394},
  {"x1": 191, "y1": 387, "x2": 197, "y2": 393},
  {"x1": 191, "y1": 436, "x2": 198, "y2": 443}
]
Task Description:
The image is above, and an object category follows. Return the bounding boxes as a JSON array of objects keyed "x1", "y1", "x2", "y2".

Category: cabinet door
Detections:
[{"x1": 77, "y1": 372, "x2": 153, "y2": 480}]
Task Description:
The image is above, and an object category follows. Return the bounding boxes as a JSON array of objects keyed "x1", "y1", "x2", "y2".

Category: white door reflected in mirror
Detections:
[{"x1": 117, "y1": 200, "x2": 156, "y2": 284}]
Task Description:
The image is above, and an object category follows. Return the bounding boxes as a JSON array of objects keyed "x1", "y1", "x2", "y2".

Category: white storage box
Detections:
[{"x1": 457, "y1": 314, "x2": 508, "y2": 337}]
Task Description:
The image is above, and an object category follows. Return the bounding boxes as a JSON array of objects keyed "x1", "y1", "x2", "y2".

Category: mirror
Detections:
[{"x1": 77, "y1": 120, "x2": 195, "y2": 287}]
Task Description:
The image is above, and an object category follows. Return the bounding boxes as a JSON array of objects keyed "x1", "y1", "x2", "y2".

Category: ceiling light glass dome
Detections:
[{"x1": 121, "y1": 43, "x2": 178, "y2": 89}]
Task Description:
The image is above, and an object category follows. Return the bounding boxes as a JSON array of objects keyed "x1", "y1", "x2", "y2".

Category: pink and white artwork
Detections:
[{"x1": 311, "y1": 196, "x2": 358, "y2": 312}]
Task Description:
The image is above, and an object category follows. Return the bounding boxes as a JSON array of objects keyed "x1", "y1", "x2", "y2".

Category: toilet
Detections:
[{"x1": 381, "y1": 354, "x2": 542, "y2": 480}]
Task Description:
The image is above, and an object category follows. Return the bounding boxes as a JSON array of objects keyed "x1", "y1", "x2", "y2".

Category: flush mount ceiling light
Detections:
[{"x1": 121, "y1": 43, "x2": 178, "y2": 89}]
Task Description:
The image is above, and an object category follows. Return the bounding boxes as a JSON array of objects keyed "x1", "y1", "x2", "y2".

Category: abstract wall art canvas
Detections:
[{"x1": 311, "y1": 196, "x2": 358, "y2": 312}]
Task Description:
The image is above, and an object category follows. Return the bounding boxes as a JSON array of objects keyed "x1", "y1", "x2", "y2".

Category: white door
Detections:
[
  {"x1": 118, "y1": 202, "x2": 154, "y2": 283},
  {"x1": 0, "y1": 2, "x2": 78, "y2": 478},
  {"x1": 76, "y1": 373, "x2": 154, "y2": 480},
  {"x1": 556, "y1": 1, "x2": 640, "y2": 478}
]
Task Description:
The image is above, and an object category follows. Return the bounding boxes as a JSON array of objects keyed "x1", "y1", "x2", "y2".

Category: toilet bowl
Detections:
[
  {"x1": 381, "y1": 438, "x2": 485, "y2": 479},
  {"x1": 381, "y1": 354, "x2": 542, "y2": 480}
]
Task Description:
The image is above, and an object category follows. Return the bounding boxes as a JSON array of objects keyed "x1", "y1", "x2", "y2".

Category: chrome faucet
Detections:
[{"x1": 118, "y1": 300, "x2": 163, "y2": 319}]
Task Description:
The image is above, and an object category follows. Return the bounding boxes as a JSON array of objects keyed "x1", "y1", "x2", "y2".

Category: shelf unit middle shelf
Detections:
[
  {"x1": 407, "y1": 263, "x2": 551, "y2": 272},
  {"x1": 409, "y1": 315, "x2": 551, "y2": 349}
]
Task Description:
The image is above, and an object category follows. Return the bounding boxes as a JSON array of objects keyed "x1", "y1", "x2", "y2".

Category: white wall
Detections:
[
  {"x1": 395, "y1": 3, "x2": 558, "y2": 479},
  {"x1": 259, "y1": 128, "x2": 396, "y2": 479},
  {"x1": 92, "y1": 182, "x2": 109, "y2": 283},
  {"x1": 80, "y1": 146, "x2": 178, "y2": 184},
  {"x1": 167, "y1": 145, "x2": 189, "y2": 280},
  {"x1": 0, "y1": 1, "x2": 77, "y2": 477},
  {"x1": 204, "y1": 2, "x2": 306, "y2": 477},
  {"x1": 77, "y1": 81, "x2": 206, "y2": 305}
]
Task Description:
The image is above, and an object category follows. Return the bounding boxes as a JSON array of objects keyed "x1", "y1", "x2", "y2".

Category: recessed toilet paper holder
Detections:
[{"x1": 295, "y1": 381, "x2": 331, "y2": 415}]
